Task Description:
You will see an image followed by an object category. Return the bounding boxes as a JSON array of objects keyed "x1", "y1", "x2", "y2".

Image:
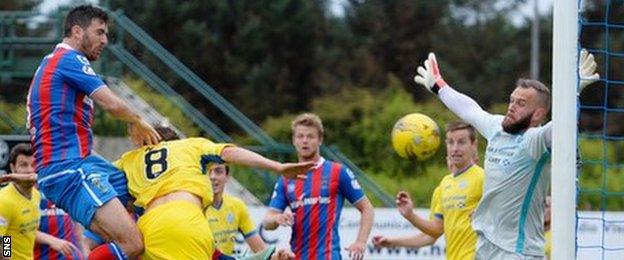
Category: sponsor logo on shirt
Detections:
[
  {"x1": 76, "y1": 55, "x2": 90, "y2": 65},
  {"x1": 40, "y1": 207, "x2": 68, "y2": 217},
  {"x1": 289, "y1": 196, "x2": 331, "y2": 209},
  {"x1": 346, "y1": 168, "x2": 355, "y2": 178}
]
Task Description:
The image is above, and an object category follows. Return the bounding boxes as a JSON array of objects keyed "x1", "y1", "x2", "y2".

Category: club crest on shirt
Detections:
[
  {"x1": 82, "y1": 65, "x2": 96, "y2": 76},
  {"x1": 287, "y1": 183, "x2": 295, "y2": 193},
  {"x1": 227, "y1": 213, "x2": 234, "y2": 224},
  {"x1": 459, "y1": 181, "x2": 468, "y2": 189},
  {"x1": 501, "y1": 159, "x2": 511, "y2": 167},
  {"x1": 0, "y1": 215, "x2": 7, "y2": 227}
]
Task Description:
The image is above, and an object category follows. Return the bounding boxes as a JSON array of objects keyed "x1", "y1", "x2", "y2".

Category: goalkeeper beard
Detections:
[{"x1": 502, "y1": 113, "x2": 532, "y2": 134}]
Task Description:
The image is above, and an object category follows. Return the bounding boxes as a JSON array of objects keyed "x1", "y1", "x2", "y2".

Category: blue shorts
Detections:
[{"x1": 37, "y1": 155, "x2": 131, "y2": 227}]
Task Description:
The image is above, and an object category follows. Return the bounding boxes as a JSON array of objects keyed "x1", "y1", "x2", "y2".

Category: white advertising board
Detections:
[{"x1": 227, "y1": 207, "x2": 624, "y2": 259}]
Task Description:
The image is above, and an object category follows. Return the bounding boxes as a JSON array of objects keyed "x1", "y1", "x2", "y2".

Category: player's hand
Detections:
[
  {"x1": 0, "y1": 173, "x2": 37, "y2": 185},
  {"x1": 372, "y1": 235, "x2": 392, "y2": 248},
  {"x1": 50, "y1": 238, "x2": 81, "y2": 257},
  {"x1": 345, "y1": 241, "x2": 366, "y2": 260},
  {"x1": 275, "y1": 212, "x2": 294, "y2": 226},
  {"x1": 276, "y1": 161, "x2": 315, "y2": 179},
  {"x1": 579, "y1": 48, "x2": 600, "y2": 93},
  {"x1": 128, "y1": 119, "x2": 161, "y2": 146},
  {"x1": 414, "y1": 52, "x2": 448, "y2": 94},
  {"x1": 396, "y1": 191, "x2": 415, "y2": 218},
  {"x1": 271, "y1": 248, "x2": 295, "y2": 260}
]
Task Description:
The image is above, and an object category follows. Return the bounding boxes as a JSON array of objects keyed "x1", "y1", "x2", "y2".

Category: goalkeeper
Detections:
[{"x1": 412, "y1": 50, "x2": 598, "y2": 259}]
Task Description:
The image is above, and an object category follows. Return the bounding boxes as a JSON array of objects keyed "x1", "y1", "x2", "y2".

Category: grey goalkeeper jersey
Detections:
[{"x1": 439, "y1": 87, "x2": 552, "y2": 256}]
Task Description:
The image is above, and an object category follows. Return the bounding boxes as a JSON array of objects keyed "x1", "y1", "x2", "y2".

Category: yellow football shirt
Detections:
[
  {"x1": 115, "y1": 138, "x2": 232, "y2": 209},
  {"x1": 545, "y1": 229, "x2": 551, "y2": 259},
  {"x1": 205, "y1": 194, "x2": 257, "y2": 255},
  {"x1": 0, "y1": 184, "x2": 41, "y2": 260},
  {"x1": 429, "y1": 164, "x2": 484, "y2": 260}
]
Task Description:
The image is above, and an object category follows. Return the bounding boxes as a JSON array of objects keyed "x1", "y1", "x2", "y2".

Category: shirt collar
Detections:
[
  {"x1": 56, "y1": 43, "x2": 76, "y2": 51},
  {"x1": 313, "y1": 157, "x2": 326, "y2": 169}
]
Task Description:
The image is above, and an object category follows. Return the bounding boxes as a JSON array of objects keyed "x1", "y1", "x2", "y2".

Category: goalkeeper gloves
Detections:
[
  {"x1": 414, "y1": 52, "x2": 448, "y2": 94},
  {"x1": 579, "y1": 48, "x2": 600, "y2": 93}
]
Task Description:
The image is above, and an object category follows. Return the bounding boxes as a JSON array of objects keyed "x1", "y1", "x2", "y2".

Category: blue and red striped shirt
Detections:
[
  {"x1": 269, "y1": 158, "x2": 366, "y2": 260},
  {"x1": 35, "y1": 197, "x2": 84, "y2": 260},
  {"x1": 27, "y1": 43, "x2": 106, "y2": 171}
]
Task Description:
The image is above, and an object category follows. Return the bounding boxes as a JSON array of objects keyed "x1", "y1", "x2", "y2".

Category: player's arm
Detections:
[
  {"x1": 396, "y1": 191, "x2": 444, "y2": 238},
  {"x1": 262, "y1": 209, "x2": 293, "y2": 230},
  {"x1": 345, "y1": 197, "x2": 374, "y2": 260},
  {"x1": 237, "y1": 201, "x2": 267, "y2": 253},
  {"x1": 263, "y1": 179, "x2": 293, "y2": 230},
  {"x1": 245, "y1": 234, "x2": 267, "y2": 253},
  {"x1": 353, "y1": 198, "x2": 374, "y2": 246},
  {"x1": 372, "y1": 233, "x2": 438, "y2": 248},
  {"x1": 91, "y1": 87, "x2": 160, "y2": 146},
  {"x1": 0, "y1": 173, "x2": 36, "y2": 185},
  {"x1": 220, "y1": 146, "x2": 314, "y2": 179},
  {"x1": 413, "y1": 53, "x2": 497, "y2": 138},
  {"x1": 35, "y1": 231, "x2": 81, "y2": 257},
  {"x1": 337, "y1": 167, "x2": 373, "y2": 260}
]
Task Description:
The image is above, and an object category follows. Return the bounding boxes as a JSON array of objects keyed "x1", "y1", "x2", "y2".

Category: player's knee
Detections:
[{"x1": 124, "y1": 231, "x2": 144, "y2": 257}]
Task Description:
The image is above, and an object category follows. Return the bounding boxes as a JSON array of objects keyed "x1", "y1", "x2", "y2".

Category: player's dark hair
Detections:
[
  {"x1": 445, "y1": 121, "x2": 477, "y2": 142},
  {"x1": 63, "y1": 5, "x2": 108, "y2": 37},
  {"x1": 154, "y1": 125, "x2": 180, "y2": 141},
  {"x1": 9, "y1": 143, "x2": 33, "y2": 165}
]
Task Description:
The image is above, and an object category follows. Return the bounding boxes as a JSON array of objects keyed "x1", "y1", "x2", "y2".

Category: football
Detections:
[{"x1": 391, "y1": 113, "x2": 441, "y2": 161}]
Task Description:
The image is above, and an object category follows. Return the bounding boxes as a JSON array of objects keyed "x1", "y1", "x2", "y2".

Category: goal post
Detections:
[{"x1": 551, "y1": 0, "x2": 578, "y2": 259}]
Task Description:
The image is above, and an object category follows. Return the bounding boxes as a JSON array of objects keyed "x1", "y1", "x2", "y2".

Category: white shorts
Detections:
[{"x1": 475, "y1": 235, "x2": 545, "y2": 260}]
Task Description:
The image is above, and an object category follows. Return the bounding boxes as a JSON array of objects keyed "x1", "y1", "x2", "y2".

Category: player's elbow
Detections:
[
  {"x1": 261, "y1": 218, "x2": 278, "y2": 230},
  {"x1": 427, "y1": 226, "x2": 444, "y2": 238},
  {"x1": 357, "y1": 199, "x2": 375, "y2": 219},
  {"x1": 100, "y1": 99, "x2": 127, "y2": 116}
]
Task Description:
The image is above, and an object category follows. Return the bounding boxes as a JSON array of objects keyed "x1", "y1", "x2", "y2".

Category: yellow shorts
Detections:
[{"x1": 138, "y1": 200, "x2": 214, "y2": 260}]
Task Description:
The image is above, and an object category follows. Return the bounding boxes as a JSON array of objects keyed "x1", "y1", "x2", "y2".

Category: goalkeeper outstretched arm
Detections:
[{"x1": 413, "y1": 53, "x2": 496, "y2": 138}]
